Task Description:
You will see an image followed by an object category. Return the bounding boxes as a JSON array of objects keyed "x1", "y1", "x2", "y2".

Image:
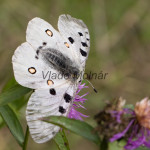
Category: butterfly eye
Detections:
[
  {"x1": 64, "y1": 42, "x2": 70, "y2": 48},
  {"x1": 47, "y1": 80, "x2": 54, "y2": 86},
  {"x1": 45, "y1": 29, "x2": 53, "y2": 37},
  {"x1": 28, "y1": 67, "x2": 36, "y2": 74}
]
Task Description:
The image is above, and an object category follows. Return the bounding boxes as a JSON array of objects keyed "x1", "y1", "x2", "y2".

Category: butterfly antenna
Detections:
[{"x1": 85, "y1": 79, "x2": 97, "y2": 93}]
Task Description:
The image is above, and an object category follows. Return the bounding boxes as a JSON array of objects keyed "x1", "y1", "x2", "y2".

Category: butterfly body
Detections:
[
  {"x1": 39, "y1": 47, "x2": 81, "y2": 82},
  {"x1": 12, "y1": 14, "x2": 90, "y2": 143}
]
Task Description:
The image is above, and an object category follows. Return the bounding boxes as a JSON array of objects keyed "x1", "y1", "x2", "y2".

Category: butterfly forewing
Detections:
[
  {"x1": 12, "y1": 42, "x2": 67, "y2": 89},
  {"x1": 26, "y1": 17, "x2": 79, "y2": 65}
]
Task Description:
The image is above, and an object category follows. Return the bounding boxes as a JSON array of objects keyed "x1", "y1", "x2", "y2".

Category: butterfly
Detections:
[{"x1": 12, "y1": 14, "x2": 90, "y2": 143}]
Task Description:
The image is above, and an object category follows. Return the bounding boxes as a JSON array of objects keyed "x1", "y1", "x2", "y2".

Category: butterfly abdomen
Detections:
[
  {"x1": 41, "y1": 48, "x2": 80, "y2": 81},
  {"x1": 49, "y1": 54, "x2": 66, "y2": 69}
]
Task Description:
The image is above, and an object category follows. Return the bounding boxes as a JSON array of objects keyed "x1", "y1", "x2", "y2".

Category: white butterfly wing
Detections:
[
  {"x1": 58, "y1": 14, "x2": 90, "y2": 67},
  {"x1": 26, "y1": 84, "x2": 76, "y2": 143},
  {"x1": 26, "y1": 17, "x2": 79, "y2": 65},
  {"x1": 12, "y1": 42, "x2": 67, "y2": 89}
]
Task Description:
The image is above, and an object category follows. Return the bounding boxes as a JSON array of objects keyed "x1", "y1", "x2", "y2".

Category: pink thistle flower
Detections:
[
  {"x1": 68, "y1": 83, "x2": 89, "y2": 120},
  {"x1": 110, "y1": 97, "x2": 150, "y2": 150}
]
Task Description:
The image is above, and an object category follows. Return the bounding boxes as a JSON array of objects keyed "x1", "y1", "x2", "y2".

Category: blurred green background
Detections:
[{"x1": 0, "y1": 0, "x2": 150, "y2": 149}]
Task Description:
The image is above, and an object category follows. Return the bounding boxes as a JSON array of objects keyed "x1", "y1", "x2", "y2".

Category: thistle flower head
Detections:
[
  {"x1": 94, "y1": 97, "x2": 129, "y2": 139},
  {"x1": 134, "y1": 97, "x2": 150, "y2": 129},
  {"x1": 68, "y1": 83, "x2": 88, "y2": 120},
  {"x1": 110, "y1": 97, "x2": 150, "y2": 150}
]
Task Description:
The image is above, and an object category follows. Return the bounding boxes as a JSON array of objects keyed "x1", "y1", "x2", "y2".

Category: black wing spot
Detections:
[
  {"x1": 43, "y1": 42, "x2": 47, "y2": 45},
  {"x1": 35, "y1": 56, "x2": 39, "y2": 59},
  {"x1": 86, "y1": 38, "x2": 90, "y2": 41},
  {"x1": 36, "y1": 50, "x2": 40, "y2": 55},
  {"x1": 64, "y1": 93, "x2": 72, "y2": 103},
  {"x1": 68, "y1": 37, "x2": 74, "y2": 44},
  {"x1": 81, "y1": 42, "x2": 88, "y2": 47},
  {"x1": 78, "y1": 32, "x2": 83, "y2": 36},
  {"x1": 52, "y1": 132, "x2": 56, "y2": 135},
  {"x1": 59, "y1": 106, "x2": 66, "y2": 114},
  {"x1": 80, "y1": 49, "x2": 87, "y2": 57},
  {"x1": 49, "y1": 88, "x2": 56, "y2": 95}
]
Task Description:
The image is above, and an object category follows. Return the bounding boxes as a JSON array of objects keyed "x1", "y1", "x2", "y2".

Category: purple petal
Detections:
[
  {"x1": 68, "y1": 83, "x2": 89, "y2": 120},
  {"x1": 125, "y1": 131, "x2": 146, "y2": 150},
  {"x1": 110, "y1": 119, "x2": 134, "y2": 142},
  {"x1": 110, "y1": 110, "x2": 123, "y2": 123}
]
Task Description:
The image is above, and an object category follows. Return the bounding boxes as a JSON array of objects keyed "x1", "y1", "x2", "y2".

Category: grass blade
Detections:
[
  {"x1": 0, "y1": 84, "x2": 31, "y2": 106},
  {"x1": 0, "y1": 105, "x2": 24, "y2": 146}
]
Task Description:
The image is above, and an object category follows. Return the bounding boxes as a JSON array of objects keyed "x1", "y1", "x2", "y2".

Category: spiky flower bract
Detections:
[{"x1": 68, "y1": 83, "x2": 88, "y2": 120}]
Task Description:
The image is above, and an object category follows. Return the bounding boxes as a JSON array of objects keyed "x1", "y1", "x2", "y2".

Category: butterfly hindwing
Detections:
[{"x1": 26, "y1": 83, "x2": 76, "y2": 143}]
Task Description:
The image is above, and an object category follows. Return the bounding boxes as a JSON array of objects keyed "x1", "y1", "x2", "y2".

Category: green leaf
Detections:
[
  {"x1": 0, "y1": 84, "x2": 31, "y2": 106},
  {"x1": 124, "y1": 104, "x2": 134, "y2": 110},
  {"x1": 11, "y1": 91, "x2": 32, "y2": 111},
  {"x1": 0, "y1": 78, "x2": 17, "y2": 128},
  {"x1": 118, "y1": 140, "x2": 126, "y2": 147},
  {"x1": 82, "y1": 80, "x2": 89, "y2": 85},
  {"x1": 0, "y1": 105, "x2": 24, "y2": 146},
  {"x1": 2, "y1": 78, "x2": 32, "y2": 110},
  {"x1": 109, "y1": 141, "x2": 123, "y2": 150},
  {"x1": 54, "y1": 129, "x2": 70, "y2": 150},
  {"x1": 44, "y1": 116, "x2": 101, "y2": 146},
  {"x1": 2, "y1": 77, "x2": 17, "y2": 92}
]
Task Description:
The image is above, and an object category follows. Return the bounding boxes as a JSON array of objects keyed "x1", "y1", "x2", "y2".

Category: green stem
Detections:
[{"x1": 23, "y1": 126, "x2": 29, "y2": 150}]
